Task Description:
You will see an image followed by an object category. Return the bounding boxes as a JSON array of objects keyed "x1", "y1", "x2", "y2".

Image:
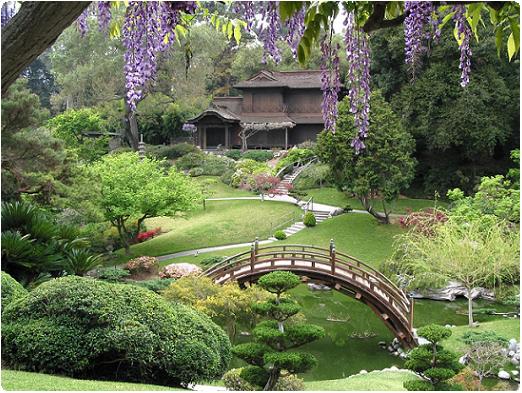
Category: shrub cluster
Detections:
[
  {"x1": 200, "y1": 256, "x2": 227, "y2": 267},
  {"x1": 147, "y1": 143, "x2": 199, "y2": 160},
  {"x1": 1, "y1": 276, "x2": 231, "y2": 387},
  {"x1": 129, "y1": 278, "x2": 176, "y2": 293},
  {"x1": 136, "y1": 227, "x2": 161, "y2": 242},
  {"x1": 275, "y1": 148, "x2": 315, "y2": 173},
  {"x1": 95, "y1": 266, "x2": 130, "y2": 282},
  {"x1": 303, "y1": 212, "x2": 317, "y2": 227},
  {"x1": 176, "y1": 152, "x2": 234, "y2": 177},
  {"x1": 228, "y1": 159, "x2": 273, "y2": 189},
  {"x1": 293, "y1": 163, "x2": 331, "y2": 190},
  {"x1": 274, "y1": 230, "x2": 287, "y2": 240},
  {"x1": 225, "y1": 150, "x2": 274, "y2": 162},
  {"x1": 1, "y1": 272, "x2": 28, "y2": 310},
  {"x1": 125, "y1": 256, "x2": 159, "y2": 274}
]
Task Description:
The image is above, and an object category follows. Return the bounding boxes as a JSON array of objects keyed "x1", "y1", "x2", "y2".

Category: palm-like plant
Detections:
[{"x1": 64, "y1": 249, "x2": 104, "y2": 276}]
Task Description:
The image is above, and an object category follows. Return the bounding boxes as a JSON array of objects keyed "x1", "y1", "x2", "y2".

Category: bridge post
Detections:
[
  {"x1": 329, "y1": 239, "x2": 336, "y2": 275},
  {"x1": 408, "y1": 296, "x2": 415, "y2": 329},
  {"x1": 250, "y1": 237, "x2": 259, "y2": 272}
]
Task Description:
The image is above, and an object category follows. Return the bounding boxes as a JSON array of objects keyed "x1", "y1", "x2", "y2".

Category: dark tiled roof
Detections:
[
  {"x1": 234, "y1": 70, "x2": 322, "y2": 89},
  {"x1": 240, "y1": 112, "x2": 295, "y2": 124},
  {"x1": 288, "y1": 113, "x2": 324, "y2": 124},
  {"x1": 187, "y1": 105, "x2": 240, "y2": 123}
]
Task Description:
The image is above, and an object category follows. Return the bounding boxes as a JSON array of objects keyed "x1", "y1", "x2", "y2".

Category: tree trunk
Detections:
[
  {"x1": 263, "y1": 368, "x2": 280, "y2": 391},
  {"x1": 360, "y1": 195, "x2": 389, "y2": 224},
  {"x1": 467, "y1": 287, "x2": 474, "y2": 327},
  {"x1": 124, "y1": 100, "x2": 139, "y2": 150},
  {"x1": 2, "y1": 1, "x2": 91, "y2": 96}
]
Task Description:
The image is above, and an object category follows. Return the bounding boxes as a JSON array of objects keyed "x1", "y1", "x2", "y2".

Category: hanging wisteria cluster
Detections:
[
  {"x1": 284, "y1": 6, "x2": 306, "y2": 58},
  {"x1": 1, "y1": 1, "x2": 16, "y2": 27},
  {"x1": 452, "y1": 5, "x2": 472, "y2": 87},
  {"x1": 259, "y1": 2, "x2": 282, "y2": 64},
  {"x1": 403, "y1": 1, "x2": 434, "y2": 79},
  {"x1": 344, "y1": 11, "x2": 371, "y2": 153},
  {"x1": 97, "y1": 2, "x2": 112, "y2": 32},
  {"x1": 320, "y1": 38, "x2": 341, "y2": 133},
  {"x1": 76, "y1": 7, "x2": 89, "y2": 38},
  {"x1": 232, "y1": 1, "x2": 255, "y2": 32}
]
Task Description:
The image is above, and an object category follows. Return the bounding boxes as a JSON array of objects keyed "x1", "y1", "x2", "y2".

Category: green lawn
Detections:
[
  {"x1": 303, "y1": 187, "x2": 447, "y2": 213},
  {"x1": 169, "y1": 213, "x2": 404, "y2": 269},
  {"x1": 304, "y1": 370, "x2": 419, "y2": 391},
  {"x1": 1, "y1": 370, "x2": 184, "y2": 391},
  {"x1": 193, "y1": 175, "x2": 253, "y2": 198},
  {"x1": 443, "y1": 318, "x2": 520, "y2": 354},
  {"x1": 119, "y1": 200, "x2": 301, "y2": 261}
]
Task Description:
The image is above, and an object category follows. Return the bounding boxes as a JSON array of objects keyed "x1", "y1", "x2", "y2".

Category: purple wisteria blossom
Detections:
[
  {"x1": 182, "y1": 123, "x2": 197, "y2": 133},
  {"x1": 452, "y1": 5, "x2": 472, "y2": 87},
  {"x1": 284, "y1": 6, "x2": 305, "y2": 58},
  {"x1": 1, "y1": 1, "x2": 16, "y2": 27},
  {"x1": 97, "y1": 2, "x2": 112, "y2": 32},
  {"x1": 404, "y1": 1, "x2": 433, "y2": 79},
  {"x1": 344, "y1": 11, "x2": 371, "y2": 153},
  {"x1": 76, "y1": 7, "x2": 90, "y2": 38},
  {"x1": 320, "y1": 38, "x2": 341, "y2": 133},
  {"x1": 233, "y1": 1, "x2": 256, "y2": 32},
  {"x1": 260, "y1": 2, "x2": 282, "y2": 64}
]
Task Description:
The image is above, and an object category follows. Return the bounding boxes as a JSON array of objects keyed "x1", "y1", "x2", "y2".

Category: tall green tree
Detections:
[
  {"x1": 316, "y1": 90, "x2": 416, "y2": 223},
  {"x1": 86, "y1": 152, "x2": 201, "y2": 254},
  {"x1": 232, "y1": 271, "x2": 324, "y2": 391}
]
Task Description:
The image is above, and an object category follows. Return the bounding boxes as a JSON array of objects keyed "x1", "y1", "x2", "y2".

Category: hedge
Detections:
[
  {"x1": 2, "y1": 276, "x2": 231, "y2": 387},
  {"x1": 1, "y1": 271, "x2": 28, "y2": 310}
]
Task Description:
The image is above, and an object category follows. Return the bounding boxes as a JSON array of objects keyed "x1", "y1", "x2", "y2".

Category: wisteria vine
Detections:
[
  {"x1": 344, "y1": 11, "x2": 371, "y2": 153},
  {"x1": 452, "y1": 5, "x2": 472, "y2": 87},
  {"x1": 74, "y1": 1, "x2": 477, "y2": 152}
]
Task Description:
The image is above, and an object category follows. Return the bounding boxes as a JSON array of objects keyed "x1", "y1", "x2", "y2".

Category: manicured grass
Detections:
[
  {"x1": 119, "y1": 200, "x2": 301, "y2": 261},
  {"x1": 443, "y1": 318, "x2": 520, "y2": 354},
  {"x1": 1, "y1": 370, "x2": 184, "y2": 391},
  {"x1": 302, "y1": 187, "x2": 447, "y2": 213},
  {"x1": 170, "y1": 213, "x2": 404, "y2": 269},
  {"x1": 193, "y1": 176, "x2": 253, "y2": 198},
  {"x1": 304, "y1": 370, "x2": 420, "y2": 391}
]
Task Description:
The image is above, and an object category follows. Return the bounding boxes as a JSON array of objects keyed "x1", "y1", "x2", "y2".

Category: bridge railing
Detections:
[{"x1": 203, "y1": 240, "x2": 413, "y2": 328}]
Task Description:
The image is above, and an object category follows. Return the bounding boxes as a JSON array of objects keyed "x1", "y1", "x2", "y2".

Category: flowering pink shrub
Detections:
[
  {"x1": 125, "y1": 256, "x2": 159, "y2": 274},
  {"x1": 159, "y1": 263, "x2": 202, "y2": 279},
  {"x1": 136, "y1": 227, "x2": 161, "y2": 243},
  {"x1": 254, "y1": 174, "x2": 281, "y2": 193},
  {"x1": 399, "y1": 208, "x2": 448, "y2": 236}
]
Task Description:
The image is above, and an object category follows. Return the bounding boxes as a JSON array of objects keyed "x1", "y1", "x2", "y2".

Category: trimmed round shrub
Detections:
[
  {"x1": 223, "y1": 368, "x2": 257, "y2": 391},
  {"x1": 125, "y1": 256, "x2": 159, "y2": 274},
  {"x1": 274, "y1": 230, "x2": 287, "y2": 240},
  {"x1": 160, "y1": 263, "x2": 202, "y2": 279},
  {"x1": 224, "y1": 150, "x2": 242, "y2": 161},
  {"x1": 176, "y1": 151, "x2": 206, "y2": 170},
  {"x1": 94, "y1": 266, "x2": 131, "y2": 282},
  {"x1": 273, "y1": 373, "x2": 305, "y2": 391},
  {"x1": 1, "y1": 271, "x2": 28, "y2": 309},
  {"x1": 189, "y1": 167, "x2": 205, "y2": 177},
  {"x1": 1, "y1": 276, "x2": 231, "y2": 387},
  {"x1": 303, "y1": 211, "x2": 316, "y2": 227},
  {"x1": 241, "y1": 150, "x2": 273, "y2": 162}
]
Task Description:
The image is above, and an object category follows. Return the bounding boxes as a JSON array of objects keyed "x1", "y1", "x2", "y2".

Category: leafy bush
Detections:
[
  {"x1": 293, "y1": 163, "x2": 331, "y2": 190},
  {"x1": 220, "y1": 169, "x2": 235, "y2": 185},
  {"x1": 254, "y1": 173, "x2": 282, "y2": 193},
  {"x1": 136, "y1": 227, "x2": 161, "y2": 242},
  {"x1": 223, "y1": 368, "x2": 257, "y2": 391},
  {"x1": 303, "y1": 212, "x2": 316, "y2": 227},
  {"x1": 155, "y1": 143, "x2": 199, "y2": 159},
  {"x1": 200, "y1": 256, "x2": 226, "y2": 267},
  {"x1": 273, "y1": 373, "x2": 306, "y2": 391},
  {"x1": 63, "y1": 248, "x2": 104, "y2": 276},
  {"x1": 399, "y1": 208, "x2": 448, "y2": 236},
  {"x1": 224, "y1": 150, "x2": 242, "y2": 160},
  {"x1": 241, "y1": 150, "x2": 273, "y2": 162},
  {"x1": 189, "y1": 167, "x2": 205, "y2": 177},
  {"x1": 230, "y1": 159, "x2": 272, "y2": 189},
  {"x1": 95, "y1": 266, "x2": 130, "y2": 282},
  {"x1": 200, "y1": 154, "x2": 235, "y2": 176},
  {"x1": 125, "y1": 256, "x2": 159, "y2": 274},
  {"x1": 176, "y1": 151, "x2": 206, "y2": 170},
  {"x1": 274, "y1": 230, "x2": 287, "y2": 240},
  {"x1": 460, "y1": 331, "x2": 509, "y2": 346},
  {"x1": 275, "y1": 148, "x2": 315, "y2": 172},
  {"x1": 1, "y1": 276, "x2": 231, "y2": 386},
  {"x1": 1, "y1": 271, "x2": 28, "y2": 309},
  {"x1": 129, "y1": 278, "x2": 176, "y2": 293}
]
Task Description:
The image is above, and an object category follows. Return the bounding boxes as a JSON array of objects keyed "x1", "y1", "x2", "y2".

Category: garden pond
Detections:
[{"x1": 230, "y1": 284, "x2": 518, "y2": 381}]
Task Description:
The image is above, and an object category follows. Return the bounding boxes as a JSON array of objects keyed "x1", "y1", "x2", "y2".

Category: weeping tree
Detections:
[
  {"x1": 232, "y1": 271, "x2": 325, "y2": 390},
  {"x1": 389, "y1": 217, "x2": 520, "y2": 327}
]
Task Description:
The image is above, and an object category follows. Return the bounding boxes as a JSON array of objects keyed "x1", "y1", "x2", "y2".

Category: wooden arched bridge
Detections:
[{"x1": 203, "y1": 240, "x2": 416, "y2": 348}]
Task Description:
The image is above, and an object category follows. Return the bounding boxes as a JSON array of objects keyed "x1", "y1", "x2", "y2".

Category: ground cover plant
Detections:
[{"x1": 1, "y1": 276, "x2": 231, "y2": 387}]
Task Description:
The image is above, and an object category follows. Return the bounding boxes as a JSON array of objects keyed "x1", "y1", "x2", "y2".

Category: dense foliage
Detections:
[
  {"x1": 232, "y1": 271, "x2": 324, "y2": 390},
  {"x1": 317, "y1": 91, "x2": 416, "y2": 223},
  {"x1": 2, "y1": 276, "x2": 231, "y2": 386},
  {"x1": 1, "y1": 272, "x2": 28, "y2": 310}
]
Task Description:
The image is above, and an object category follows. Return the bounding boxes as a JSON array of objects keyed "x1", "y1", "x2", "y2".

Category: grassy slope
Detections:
[
  {"x1": 121, "y1": 200, "x2": 300, "y2": 260},
  {"x1": 303, "y1": 187, "x2": 447, "y2": 213},
  {"x1": 168, "y1": 213, "x2": 404, "y2": 269},
  {"x1": 193, "y1": 175, "x2": 253, "y2": 198},
  {"x1": 304, "y1": 370, "x2": 419, "y2": 391},
  {"x1": 1, "y1": 370, "x2": 184, "y2": 391},
  {"x1": 443, "y1": 318, "x2": 520, "y2": 354}
]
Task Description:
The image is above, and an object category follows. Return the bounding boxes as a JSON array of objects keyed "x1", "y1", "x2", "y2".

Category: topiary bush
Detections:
[
  {"x1": 303, "y1": 211, "x2": 316, "y2": 227},
  {"x1": 1, "y1": 271, "x2": 28, "y2": 310},
  {"x1": 189, "y1": 167, "x2": 205, "y2": 177},
  {"x1": 1, "y1": 276, "x2": 231, "y2": 387},
  {"x1": 224, "y1": 150, "x2": 242, "y2": 161},
  {"x1": 95, "y1": 266, "x2": 131, "y2": 282},
  {"x1": 241, "y1": 150, "x2": 274, "y2": 162},
  {"x1": 274, "y1": 230, "x2": 287, "y2": 240}
]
